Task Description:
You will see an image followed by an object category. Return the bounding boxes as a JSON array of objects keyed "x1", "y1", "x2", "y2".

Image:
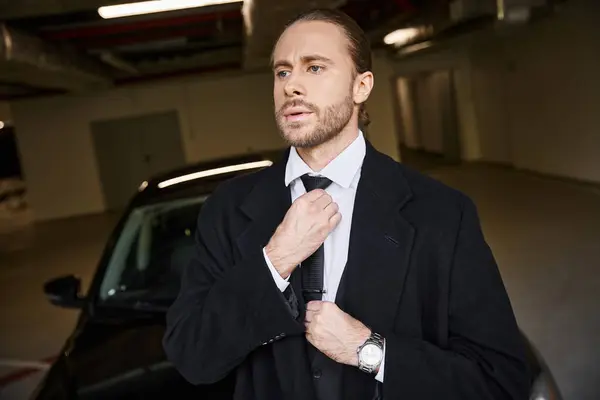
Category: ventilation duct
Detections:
[
  {"x1": 0, "y1": 23, "x2": 111, "y2": 93},
  {"x1": 450, "y1": 0, "x2": 549, "y2": 23}
]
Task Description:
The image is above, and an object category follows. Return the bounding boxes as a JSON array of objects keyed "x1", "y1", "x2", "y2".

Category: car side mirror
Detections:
[{"x1": 44, "y1": 275, "x2": 85, "y2": 309}]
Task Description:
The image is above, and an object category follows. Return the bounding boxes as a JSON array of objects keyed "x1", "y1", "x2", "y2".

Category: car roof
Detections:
[{"x1": 130, "y1": 148, "x2": 287, "y2": 207}]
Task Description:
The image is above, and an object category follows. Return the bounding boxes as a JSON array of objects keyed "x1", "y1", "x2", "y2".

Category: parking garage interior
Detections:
[{"x1": 1, "y1": 0, "x2": 599, "y2": 399}]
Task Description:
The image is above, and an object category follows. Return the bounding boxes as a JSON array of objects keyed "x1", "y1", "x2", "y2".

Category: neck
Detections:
[{"x1": 296, "y1": 124, "x2": 360, "y2": 172}]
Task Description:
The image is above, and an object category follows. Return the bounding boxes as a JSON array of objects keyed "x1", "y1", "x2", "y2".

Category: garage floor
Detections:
[{"x1": 0, "y1": 162, "x2": 599, "y2": 400}]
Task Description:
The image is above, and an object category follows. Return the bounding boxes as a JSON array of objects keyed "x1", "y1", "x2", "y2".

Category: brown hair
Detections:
[{"x1": 276, "y1": 8, "x2": 372, "y2": 127}]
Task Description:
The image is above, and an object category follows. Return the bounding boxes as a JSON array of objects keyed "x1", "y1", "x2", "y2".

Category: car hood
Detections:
[{"x1": 34, "y1": 307, "x2": 233, "y2": 400}]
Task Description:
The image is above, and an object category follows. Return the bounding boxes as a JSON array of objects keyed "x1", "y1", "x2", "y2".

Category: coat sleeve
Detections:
[
  {"x1": 381, "y1": 195, "x2": 530, "y2": 399},
  {"x1": 162, "y1": 190, "x2": 305, "y2": 385}
]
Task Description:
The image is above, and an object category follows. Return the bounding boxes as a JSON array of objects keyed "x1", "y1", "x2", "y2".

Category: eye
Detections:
[
  {"x1": 276, "y1": 70, "x2": 290, "y2": 79},
  {"x1": 308, "y1": 65, "x2": 324, "y2": 74}
]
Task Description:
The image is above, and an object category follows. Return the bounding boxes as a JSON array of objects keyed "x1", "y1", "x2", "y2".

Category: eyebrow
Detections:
[{"x1": 272, "y1": 54, "x2": 335, "y2": 70}]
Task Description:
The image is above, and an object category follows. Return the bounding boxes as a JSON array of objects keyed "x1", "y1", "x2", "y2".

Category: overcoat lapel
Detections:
[
  {"x1": 336, "y1": 141, "x2": 415, "y2": 333},
  {"x1": 336, "y1": 142, "x2": 416, "y2": 400}
]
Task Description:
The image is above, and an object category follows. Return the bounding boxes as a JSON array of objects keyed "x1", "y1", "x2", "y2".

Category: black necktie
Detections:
[{"x1": 299, "y1": 174, "x2": 333, "y2": 303}]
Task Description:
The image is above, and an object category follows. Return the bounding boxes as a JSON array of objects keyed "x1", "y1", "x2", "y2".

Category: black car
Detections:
[{"x1": 33, "y1": 150, "x2": 562, "y2": 400}]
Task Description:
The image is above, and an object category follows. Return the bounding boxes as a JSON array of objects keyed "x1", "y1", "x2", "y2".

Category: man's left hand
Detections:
[{"x1": 304, "y1": 301, "x2": 371, "y2": 366}]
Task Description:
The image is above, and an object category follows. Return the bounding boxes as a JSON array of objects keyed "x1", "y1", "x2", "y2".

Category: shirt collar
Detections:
[{"x1": 284, "y1": 130, "x2": 366, "y2": 189}]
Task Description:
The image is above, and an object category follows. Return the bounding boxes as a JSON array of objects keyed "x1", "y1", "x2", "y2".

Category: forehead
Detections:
[{"x1": 273, "y1": 20, "x2": 351, "y2": 64}]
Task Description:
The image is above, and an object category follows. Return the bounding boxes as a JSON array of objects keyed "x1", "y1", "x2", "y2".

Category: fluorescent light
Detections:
[
  {"x1": 383, "y1": 28, "x2": 421, "y2": 45},
  {"x1": 98, "y1": 0, "x2": 242, "y2": 19},
  {"x1": 158, "y1": 160, "x2": 273, "y2": 189}
]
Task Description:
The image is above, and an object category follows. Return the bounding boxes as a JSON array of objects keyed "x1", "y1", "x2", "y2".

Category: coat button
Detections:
[{"x1": 312, "y1": 369, "x2": 322, "y2": 379}]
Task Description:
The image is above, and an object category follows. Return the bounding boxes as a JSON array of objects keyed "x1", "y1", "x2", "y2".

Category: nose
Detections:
[{"x1": 283, "y1": 73, "x2": 305, "y2": 98}]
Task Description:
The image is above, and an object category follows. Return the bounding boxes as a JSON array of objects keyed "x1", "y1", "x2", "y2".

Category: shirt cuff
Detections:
[
  {"x1": 375, "y1": 340, "x2": 386, "y2": 383},
  {"x1": 263, "y1": 247, "x2": 291, "y2": 292}
]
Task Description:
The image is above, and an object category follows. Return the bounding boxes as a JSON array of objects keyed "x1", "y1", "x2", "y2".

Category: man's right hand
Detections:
[{"x1": 265, "y1": 189, "x2": 341, "y2": 279}]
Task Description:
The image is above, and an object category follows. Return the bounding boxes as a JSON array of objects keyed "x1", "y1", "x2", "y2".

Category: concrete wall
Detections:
[
  {"x1": 470, "y1": 0, "x2": 600, "y2": 182},
  {"x1": 391, "y1": 0, "x2": 600, "y2": 184},
  {"x1": 10, "y1": 56, "x2": 399, "y2": 221},
  {"x1": 469, "y1": 43, "x2": 513, "y2": 165}
]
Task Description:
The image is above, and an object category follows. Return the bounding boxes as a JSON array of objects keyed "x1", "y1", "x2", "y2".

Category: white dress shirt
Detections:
[{"x1": 262, "y1": 131, "x2": 386, "y2": 382}]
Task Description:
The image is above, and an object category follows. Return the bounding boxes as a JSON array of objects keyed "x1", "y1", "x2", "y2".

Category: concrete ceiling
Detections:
[
  {"x1": 0, "y1": 0, "x2": 433, "y2": 100},
  {"x1": 241, "y1": 0, "x2": 347, "y2": 69}
]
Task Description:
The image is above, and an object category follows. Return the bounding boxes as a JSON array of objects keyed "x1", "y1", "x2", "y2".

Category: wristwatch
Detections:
[{"x1": 357, "y1": 331, "x2": 385, "y2": 374}]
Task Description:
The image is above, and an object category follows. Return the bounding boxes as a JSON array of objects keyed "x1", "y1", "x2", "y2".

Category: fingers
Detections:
[
  {"x1": 302, "y1": 191, "x2": 340, "y2": 229},
  {"x1": 304, "y1": 302, "x2": 321, "y2": 331},
  {"x1": 297, "y1": 190, "x2": 336, "y2": 217},
  {"x1": 304, "y1": 312, "x2": 313, "y2": 332},
  {"x1": 305, "y1": 308, "x2": 316, "y2": 321},
  {"x1": 316, "y1": 196, "x2": 341, "y2": 230},
  {"x1": 329, "y1": 211, "x2": 342, "y2": 229},
  {"x1": 306, "y1": 300, "x2": 323, "y2": 311},
  {"x1": 313, "y1": 191, "x2": 333, "y2": 210},
  {"x1": 323, "y1": 201, "x2": 339, "y2": 219},
  {"x1": 302, "y1": 188, "x2": 328, "y2": 202},
  {"x1": 305, "y1": 331, "x2": 315, "y2": 346}
]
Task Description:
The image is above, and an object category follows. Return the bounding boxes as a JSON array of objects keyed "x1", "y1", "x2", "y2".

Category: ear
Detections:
[{"x1": 353, "y1": 71, "x2": 374, "y2": 106}]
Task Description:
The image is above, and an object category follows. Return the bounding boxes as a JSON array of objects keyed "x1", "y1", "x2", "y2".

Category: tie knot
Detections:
[{"x1": 300, "y1": 174, "x2": 333, "y2": 192}]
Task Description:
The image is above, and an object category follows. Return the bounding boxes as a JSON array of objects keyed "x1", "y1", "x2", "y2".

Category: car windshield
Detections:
[{"x1": 98, "y1": 195, "x2": 207, "y2": 308}]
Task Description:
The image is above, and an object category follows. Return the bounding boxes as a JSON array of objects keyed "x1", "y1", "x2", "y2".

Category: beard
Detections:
[{"x1": 275, "y1": 95, "x2": 354, "y2": 149}]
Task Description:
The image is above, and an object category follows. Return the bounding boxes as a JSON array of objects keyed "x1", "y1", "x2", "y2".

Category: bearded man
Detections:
[{"x1": 164, "y1": 8, "x2": 529, "y2": 400}]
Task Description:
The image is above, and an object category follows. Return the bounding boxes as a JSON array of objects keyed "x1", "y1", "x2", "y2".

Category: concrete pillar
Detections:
[{"x1": 0, "y1": 102, "x2": 11, "y2": 124}]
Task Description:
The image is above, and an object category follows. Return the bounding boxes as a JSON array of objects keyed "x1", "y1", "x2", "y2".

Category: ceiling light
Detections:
[
  {"x1": 98, "y1": 0, "x2": 242, "y2": 19},
  {"x1": 383, "y1": 28, "x2": 421, "y2": 46},
  {"x1": 158, "y1": 160, "x2": 273, "y2": 189}
]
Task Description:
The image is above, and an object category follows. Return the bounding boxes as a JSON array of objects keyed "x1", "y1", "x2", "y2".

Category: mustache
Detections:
[{"x1": 277, "y1": 100, "x2": 319, "y2": 116}]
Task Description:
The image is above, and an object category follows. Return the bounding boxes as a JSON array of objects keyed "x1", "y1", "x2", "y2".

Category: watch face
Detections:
[{"x1": 360, "y1": 343, "x2": 383, "y2": 366}]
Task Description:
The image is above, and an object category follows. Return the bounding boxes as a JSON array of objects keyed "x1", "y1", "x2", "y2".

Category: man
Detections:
[{"x1": 163, "y1": 8, "x2": 530, "y2": 400}]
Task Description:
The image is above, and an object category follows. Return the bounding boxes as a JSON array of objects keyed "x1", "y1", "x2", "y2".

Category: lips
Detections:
[
  {"x1": 285, "y1": 113, "x2": 312, "y2": 122},
  {"x1": 282, "y1": 106, "x2": 314, "y2": 122},
  {"x1": 283, "y1": 106, "x2": 311, "y2": 116}
]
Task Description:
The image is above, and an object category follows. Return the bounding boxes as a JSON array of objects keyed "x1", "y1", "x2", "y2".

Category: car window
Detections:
[{"x1": 99, "y1": 195, "x2": 207, "y2": 307}]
